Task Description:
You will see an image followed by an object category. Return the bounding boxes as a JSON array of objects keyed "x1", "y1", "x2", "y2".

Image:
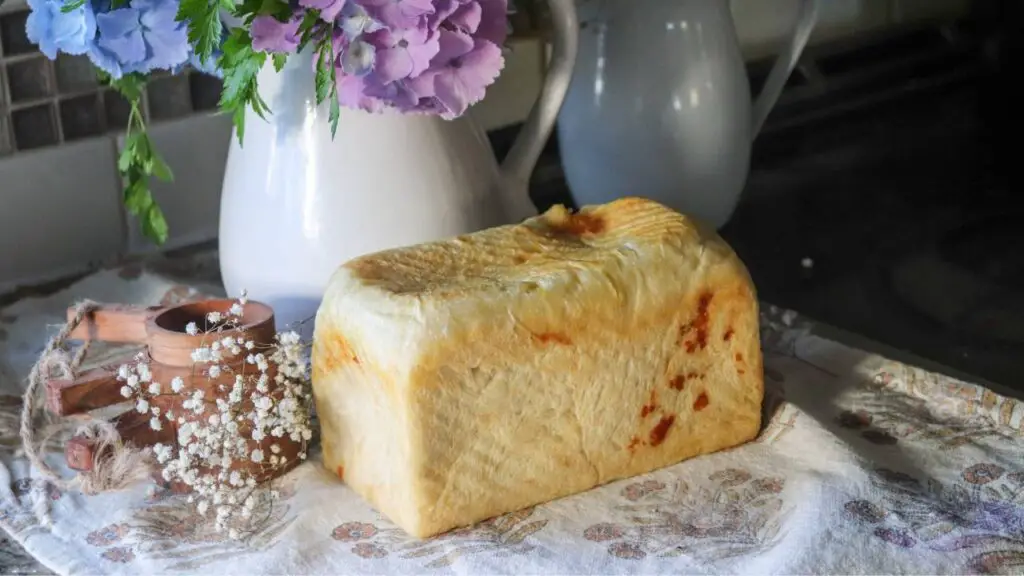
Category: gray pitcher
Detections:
[{"x1": 557, "y1": 0, "x2": 819, "y2": 228}]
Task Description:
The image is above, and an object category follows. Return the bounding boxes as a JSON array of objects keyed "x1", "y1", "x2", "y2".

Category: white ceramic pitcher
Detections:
[
  {"x1": 219, "y1": 0, "x2": 579, "y2": 330},
  {"x1": 557, "y1": 0, "x2": 819, "y2": 228}
]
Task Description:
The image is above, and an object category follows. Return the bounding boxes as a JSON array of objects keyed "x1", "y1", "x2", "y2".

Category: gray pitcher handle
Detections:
[
  {"x1": 750, "y1": 0, "x2": 819, "y2": 138},
  {"x1": 498, "y1": 0, "x2": 579, "y2": 221}
]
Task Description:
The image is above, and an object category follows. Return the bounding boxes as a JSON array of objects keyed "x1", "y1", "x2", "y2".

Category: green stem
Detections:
[
  {"x1": 112, "y1": 75, "x2": 172, "y2": 245},
  {"x1": 125, "y1": 101, "x2": 142, "y2": 139}
]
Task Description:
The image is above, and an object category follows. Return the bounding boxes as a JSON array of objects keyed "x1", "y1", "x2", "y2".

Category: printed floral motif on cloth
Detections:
[{"x1": 0, "y1": 268, "x2": 1022, "y2": 574}]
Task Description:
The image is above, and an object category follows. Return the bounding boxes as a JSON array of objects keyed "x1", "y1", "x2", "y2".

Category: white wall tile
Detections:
[
  {"x1": 0, "y1": 0, "x2": 28, "y2": 15},
  {"x1": 0, "y1": 138, "x2": 124, "y2": 293},
  {"x1": 470, "y1": 37, "x2": 545, "y2": 131},
  {"x1": 120, "y1": 113, "x2": 233, "y2": 255}
]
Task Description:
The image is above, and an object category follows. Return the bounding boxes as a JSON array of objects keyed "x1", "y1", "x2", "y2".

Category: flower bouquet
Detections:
[{"x1": 25, "y1": 0, "x2": 514, "y2": 243}]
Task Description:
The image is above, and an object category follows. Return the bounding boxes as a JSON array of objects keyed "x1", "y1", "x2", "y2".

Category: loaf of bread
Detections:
[{"x1": 312, "y1": 197, "x2": 763, "y2": 538}]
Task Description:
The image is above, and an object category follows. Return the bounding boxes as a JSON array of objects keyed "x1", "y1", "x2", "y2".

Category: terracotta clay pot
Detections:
[{"x1": 48, "y1": 299, "x2": 303, "y2": 491}]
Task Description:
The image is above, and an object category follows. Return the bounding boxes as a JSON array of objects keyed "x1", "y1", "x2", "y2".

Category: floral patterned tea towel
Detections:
[{"x1": 1, "y1": 265, "x2": 1023, "y2": 575}]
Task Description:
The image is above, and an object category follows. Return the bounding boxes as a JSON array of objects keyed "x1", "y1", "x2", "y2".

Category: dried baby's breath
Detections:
[{"x1": 117, "y1": 290, "x2": 314, "y2": 538}]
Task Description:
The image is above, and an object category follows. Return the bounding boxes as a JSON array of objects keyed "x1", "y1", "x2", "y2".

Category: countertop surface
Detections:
[{"x1": 0, "y1": 245, "x2": 1019, "y2": 569}]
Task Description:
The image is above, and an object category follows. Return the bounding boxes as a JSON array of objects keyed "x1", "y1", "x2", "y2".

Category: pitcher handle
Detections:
[
  {"x1": 498, "y1": 0, "x2": 579, "y2": 221},
  {"x1": 749, "y1": 0, "x2": 819, "y2": 138}
]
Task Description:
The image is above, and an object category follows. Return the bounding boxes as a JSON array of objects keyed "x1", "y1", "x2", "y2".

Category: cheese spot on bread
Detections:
[
  {"x1": 694, "y1": 392, "x2": 710, "y2": 411},
  {"x1": 639, "y1": 390, "x2": 658, "y2": 418},
  {"x1": 649, "y1": 415, "x2": 676, "y2": 446},
  {"x1": 533, "y1": 332, "x2": 572, "y2": 346}
]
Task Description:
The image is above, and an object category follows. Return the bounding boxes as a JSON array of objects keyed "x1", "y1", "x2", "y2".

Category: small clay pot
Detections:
[{"x1": 48, "y1": 299, "x2": 303, "y2": 487}]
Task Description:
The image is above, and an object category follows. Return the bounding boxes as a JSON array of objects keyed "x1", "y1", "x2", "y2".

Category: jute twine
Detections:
[{"x1": 11, "y1": 300, "x2": 152, "y2": 526}]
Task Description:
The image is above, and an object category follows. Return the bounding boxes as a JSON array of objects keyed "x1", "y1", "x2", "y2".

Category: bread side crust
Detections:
[
  {"x1": 407, "y1": 252, "x2": 760, "y2": 537},
  {"x1": 313, "y1": 198, "x2": 763, "y2": 538}
]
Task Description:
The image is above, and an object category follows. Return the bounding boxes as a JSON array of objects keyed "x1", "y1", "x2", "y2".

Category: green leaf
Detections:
[
  {"x1": 109, "y1": 73, "x2": 147, "y2": 102},
  {"x1": 235, "y1": 0, "x2": 262, "y2": 15},
  {"x1": 135, "y1": 132, "x2": 153, "y2": 157},
  {"x1": 123, "y1": 179, "x2": 152, "y2": 215},
  {"x1": 257, "y1": 0, "x2": 291, "y2": 19},
  {"x1": 218, "y1": 27, "x2": 269, "y2": 147},
  {"x1": 314, "y1": 42, "x2": 332, "y2": 105},
  {"x1": 233, "y1": 105, "x2": 247, "y2": 146},
  {"x1": 117, "y1": 130, "x2": 142, "y2": 168},
  {"x1": 272, "y1": 53, "x2": 288, "y2": 73},
  {"x1": 60, "y1": 0, "x2": 86, "y2": 13},
  {"x1": 329, "y1": 96, "x2": 340, "y2": 139},
  {"x1": 296, "y1": 10, "x2": 322, "y2": 53},
  {"x1": 250, "y1": 93, "x2": 269, "y2": 120},
  {"x1": 150, "y1": 151, "x2": 174, "y2": 182},
  {"x1": 328, "y1": 54, "x2": 340, "y2": 138},
  {"x1": 142, "y1": 205, "x2": 170, "y2": 245},
  {"x1": 219, "y1": 30, "x2": 265, "y2": 105},
  {"x1": 117, "y1": 138, "x2": 137, "y2": 173},
  {"x1": 123, "y1": 176, "x2": 169, "y2": 244},
  {"x1": 179, "y1": 0, "x2": 222, "y2": 65}
]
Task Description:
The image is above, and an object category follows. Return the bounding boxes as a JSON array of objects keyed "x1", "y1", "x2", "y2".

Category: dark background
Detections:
[{"x1": 492, "y1": 0, "x2": 1024, "y2": 393}]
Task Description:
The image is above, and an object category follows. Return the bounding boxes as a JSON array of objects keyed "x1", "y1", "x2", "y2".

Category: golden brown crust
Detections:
[
  {"x1": 345, "y1": 197, "x2": 709, "y2": 297},
  {"x1": 313, "y1": 197, "x2": 763, "y2": 538}
]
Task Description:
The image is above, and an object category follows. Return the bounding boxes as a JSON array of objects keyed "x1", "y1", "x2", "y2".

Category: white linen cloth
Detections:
[{"x1": 0, "y1": 264, "x2": 1022, "y2": 575}]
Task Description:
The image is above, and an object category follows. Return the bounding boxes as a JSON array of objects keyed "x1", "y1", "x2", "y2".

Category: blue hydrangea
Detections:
[
  {"x1": 188, "y1": 49, "x2": 221, "y2": 77},
  {"x1": 25, "y1": 0, "x2": 98, "y2": 59},
  {"x1": 89, "y1": 0, "x2": 189, "y2": 78}
]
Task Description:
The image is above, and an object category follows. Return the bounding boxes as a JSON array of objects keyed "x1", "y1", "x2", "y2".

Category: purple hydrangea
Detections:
[
  {"x1": 331, "y1": 0, "x2": 509, "y2": 117},
  {"x1": 475, "y1": 0, "x2": 510, "y2": 45},
  {"x1": 340, "y1": 1, "x2": 383, "y2": 39},
  {"x1": 447, "y1": 1, "x2": 480, "y2": 33},
  {"x1": 338, "y1": 74, "x2": 385, "y2": 112},
  {"x1": 251, "y1": 14, "x2": 303, "y2": 53},
  {"x1": 416, "y1": 34, "x2": 503, "y2": 118},
  {"x1": 361, "y1": 0, "x2": 435, "y2": 29},
  {"x1": 368, "y1": 26, "x2": 439, "y2": 83},
  {"x1": 426, "y1": 0, "x2": 459, "y2": 28},
  {"x1": 341, "y1": 36, "x2": 376, "y2": 75}
]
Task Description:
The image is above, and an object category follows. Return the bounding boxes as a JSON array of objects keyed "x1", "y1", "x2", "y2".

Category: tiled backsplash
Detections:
[
  {"x1": 119, "y1": 114, "x2": 234, "y2": 256},
  {"x1": 0, "y1": 35, "x2": 222, "y2": 155},
  {"x1": 0, "y1": 137, "x2": 125, "y2": 290},
  {"x1": 0, "y1": 0, "x2": 971, "y2": 295}
]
